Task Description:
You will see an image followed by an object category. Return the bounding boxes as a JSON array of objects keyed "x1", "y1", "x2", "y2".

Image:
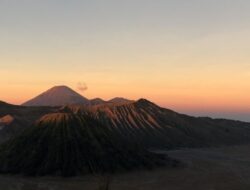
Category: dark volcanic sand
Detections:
[{"x1": 1, "y1": 145, "x2": 250, "y2": 190}]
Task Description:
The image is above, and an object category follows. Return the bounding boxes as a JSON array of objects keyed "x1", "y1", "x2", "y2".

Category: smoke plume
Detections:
[{"x1": 77, "y1": 82, "x2": 88, "y2": 92}]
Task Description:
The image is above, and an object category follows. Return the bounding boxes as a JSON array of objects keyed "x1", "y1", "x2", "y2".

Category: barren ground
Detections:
[{"x1": 1, "y1": 145, "x2": 250, "y2": 190}]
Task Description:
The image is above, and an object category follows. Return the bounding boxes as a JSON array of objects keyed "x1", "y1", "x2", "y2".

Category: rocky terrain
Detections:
[
  {"x1": 0, "y1": 145, "x2": 250, "y2": 189},
  {"x1": 0, "y1": 113, "x2": 169, "y2": 176},
  {"x1": 0, "y1": 85, "x2": 250, "y2": 179}
]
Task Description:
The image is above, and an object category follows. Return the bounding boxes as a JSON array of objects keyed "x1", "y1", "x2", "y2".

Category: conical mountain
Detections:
[
  {"x1": 0, "y1": 113, "x2": 168, "y2": 176},
  {"x1": 22, "y1": 86, "x2": 90, "y2": 106}
]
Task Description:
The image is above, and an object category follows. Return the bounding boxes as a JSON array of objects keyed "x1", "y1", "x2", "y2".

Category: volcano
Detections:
[
  {"x1": 64, "y1": 99, "x2": 250, "y2": 148},
  {"x1": 2, "y1": 95, "x2": 250, "y2": 149},
  {"x1": 0, "y1": 113, "x2": 168, "y2": 176},
  {"x1": 1, "y1": 95, "x2": 250, "y2": 177},
  {"x1": 22, "y1": 86, "x2": 90, "y2": 106}
]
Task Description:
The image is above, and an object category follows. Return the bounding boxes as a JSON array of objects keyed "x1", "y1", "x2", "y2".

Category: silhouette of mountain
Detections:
[
  {"x1": 0, "y1": 101, "x2": 17, "y2": 108},
  {"x1": 64, "y1": 99, "x2": 250, "y2": 148},
  {"x1": 108, "y1": 97, "x2": 133, "y2": 104},
  {"x1": 0, "y1": 101, "x2": 56, "y2": 143},
  {"x1": 22, "y1": 86, "x2": 90, "y2": 106},
  {"x1": 90, "y1": 97, "x2": 133, "y2": 106},
  {"x1": 90, "y1": 98, "x2": 106, "y2": 105},
  {"x1": 0, "y1": 113, "x2": 168, "y2": 176},
  {"x1": 1, "y1": 94, "x2": 250, "y2": 177},
  {"x1": 2, "y1": 96, "x2": 250, "y2": 148}
]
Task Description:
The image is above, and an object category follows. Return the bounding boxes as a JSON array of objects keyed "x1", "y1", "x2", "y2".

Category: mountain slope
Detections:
[
  {"x1": 22, "y1": 86, "x2": 90, "y2": 106},
  {"x1": 2, "y1": 96, "x2": 250, "y2": 150},
  {"x1": 0, "y1": 113, "x2": 168, "y2": 176},
  {"x1": 1, "y1": 97, "x2": 250, "y2": 177},
  {"x1": 64, "y1": 99, "x2": 250, "y2": 148},
  {"x1": 0, "y1": 101, "x2": 56, "y2": 143},
  {"x1": 0, "y1": 115, "x2": 29, "y2": 143},
  {"x1": 0, "y1": 101, "x2": 15, "y2": 108}
]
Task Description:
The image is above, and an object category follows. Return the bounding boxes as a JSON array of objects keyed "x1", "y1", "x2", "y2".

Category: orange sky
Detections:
[{"x1": 1, "y1": 1, "x2": 250, "y2": 121}]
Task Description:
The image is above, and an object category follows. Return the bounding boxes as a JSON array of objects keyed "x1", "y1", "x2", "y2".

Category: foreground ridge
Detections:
[{"x1": 0, "y1": 113, "x2": 172, "y2": 176}]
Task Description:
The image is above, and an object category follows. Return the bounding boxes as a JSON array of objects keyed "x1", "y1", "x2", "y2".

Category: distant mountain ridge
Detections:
[
  {"x1": 90, "y1": 98, "x2": 106, "y2": 105},
  {"x1": 1, "y1": 85, "x2": 250, "y2": 149},
  {"x1": 1, "y1": 97, "x2": 250, "y2": 176},
  {"x1": 1, "y1": 85, "x2": 250, "y2": 177},
  {"x1": 22, "y1": 85, "x2": 132, "y2": 107},
  {"x1": 108, "y1": 97, "x2": 133, "y2": 104}
]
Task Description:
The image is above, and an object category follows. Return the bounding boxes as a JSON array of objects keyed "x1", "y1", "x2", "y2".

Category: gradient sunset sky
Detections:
[{"x1": 1, "y1": 0, "x2": 250, "y2": 121}]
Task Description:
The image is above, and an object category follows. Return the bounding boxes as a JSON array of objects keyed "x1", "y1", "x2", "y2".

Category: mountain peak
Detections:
[
  {"x1": 22, "y1": 85, "x2": 90, "y2": 107},
  {"x1": 50, "y1": 85, "x2": 71, "y2": 89},
  {"x1": 46, "y1": 85, "x2": 77, "y2": 92},
  {"x1": 90, "y1": 98, "x2": 106, "y2": 105},
  {"x1": 108, "y1": 97, "x2": 133, "y2": 104},
  {"x1": 136, "y1": 98, "x2": 155, "y2": 105}
]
